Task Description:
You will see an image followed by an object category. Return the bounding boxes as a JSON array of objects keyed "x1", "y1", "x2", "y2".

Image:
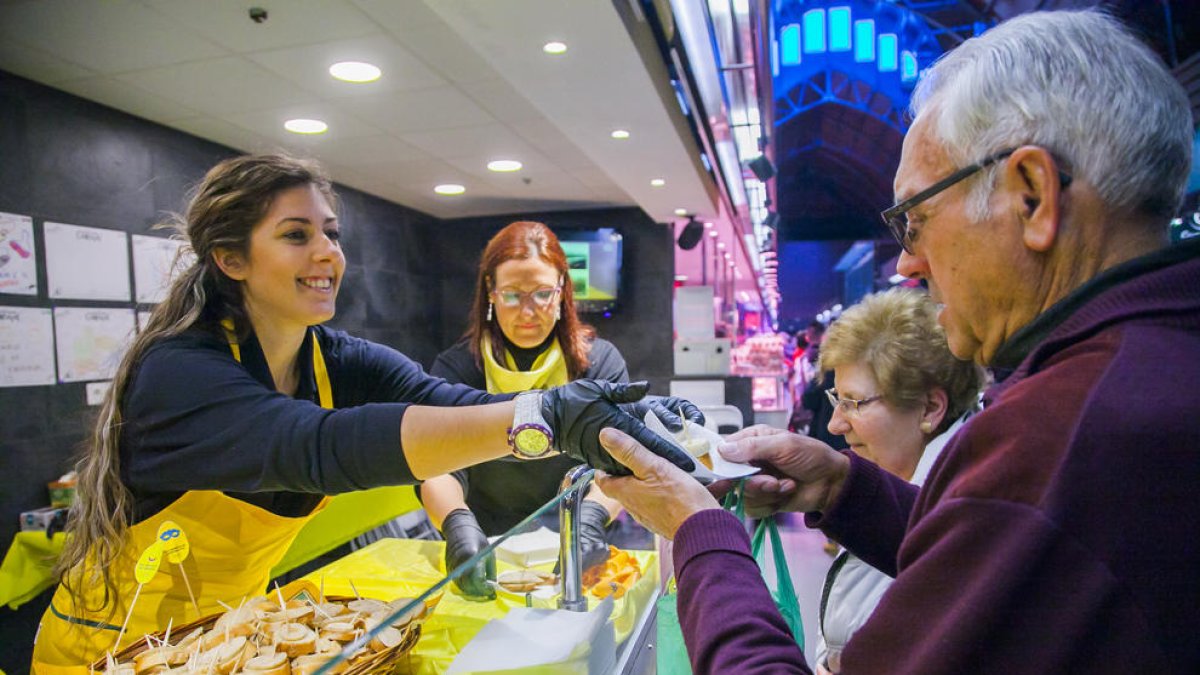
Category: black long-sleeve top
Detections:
[{"x1": 121, "y1": 324, "x2": 501, "y2": 522}]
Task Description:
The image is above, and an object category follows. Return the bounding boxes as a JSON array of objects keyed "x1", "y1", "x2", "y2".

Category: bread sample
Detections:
[{"x1": 496, "y1": 569, "x2": 556, "y2": 593}]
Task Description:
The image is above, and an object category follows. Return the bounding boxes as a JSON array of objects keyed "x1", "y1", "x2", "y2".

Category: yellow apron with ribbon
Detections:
[
  {"x1": 32, "y1": 327, "x2": 334, "y2": 673},
  {"x1": 480, "y1": 336, "x2": 569, "y2": 394}
]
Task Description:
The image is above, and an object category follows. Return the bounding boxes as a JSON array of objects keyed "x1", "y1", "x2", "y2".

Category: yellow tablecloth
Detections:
[
  {"x1": 0, "y1": 531, "x2": 65, "y2": 610},
  {"x1": 0, "y1": 486, "x2": 420, "y2": 610},
  {"x1": 302, "y1": 537, "x2": 660, "y2": 675}
]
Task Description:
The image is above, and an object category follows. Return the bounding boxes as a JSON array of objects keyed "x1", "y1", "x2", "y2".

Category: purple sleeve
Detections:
[
  {"x1": 674, "y1": 509, "x2": 811, "y2": 674},
  {"x1": 806, "y1": 452, "x2": 918, "y2": 577}
]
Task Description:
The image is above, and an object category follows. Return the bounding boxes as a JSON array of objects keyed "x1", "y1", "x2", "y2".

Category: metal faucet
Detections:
[{"x1": 557, "y1": 464, "x2": 593, "y2": 611}]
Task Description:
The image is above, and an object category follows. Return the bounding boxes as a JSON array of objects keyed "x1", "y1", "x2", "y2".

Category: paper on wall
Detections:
[
  {"x1": 0, "y1": 212, "x2": 38, "y2": 296},
  {"x1": 0, "y1": 306, "x2": 55, "y2": 387}
]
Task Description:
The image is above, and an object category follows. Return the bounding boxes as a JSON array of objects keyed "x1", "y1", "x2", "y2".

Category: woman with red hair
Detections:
[{"x1": 421, "y1": 221, "x2": 631, "y2": 599}]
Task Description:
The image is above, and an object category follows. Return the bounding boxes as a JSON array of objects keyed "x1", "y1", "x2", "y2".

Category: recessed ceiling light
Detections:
[
  {"x1": 716, "y1": 242, "x2": 726, "y2": 249},
  {"x1": 611, "y1": 129, "x2": 630, "y2": 140},
  {"x1": 329, "y1": 61, "x2": 381, "y2": 83},
  {"x1": 674, "y1": 208, "x2": 688, "y2": 216},
  {"x1": 703, "y1": 221, "x2": 714, "y2": 228},
  {"x1": 284, "y1": 119, "x2": 328, "y2": 134},
  {"x1": 543, "y1": 41, "x2": 568, "y2": 55},
  {"x1": 434, "y1": 184, "x2": 466, "y2": 195},
  {"x1": 487, "y1": 159, "x2": 523, "y2": 172},
  {"x1": 707, "y1": 230, "x2": 718, "y2": 237},
  {"x1": 650, "y1": 178, "x2": 666, "y2": 187}
]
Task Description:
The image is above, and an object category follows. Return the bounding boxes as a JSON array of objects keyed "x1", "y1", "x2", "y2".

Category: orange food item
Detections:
[{"x1": 582, "y1": 547, "x2": 642, "y2": 599}]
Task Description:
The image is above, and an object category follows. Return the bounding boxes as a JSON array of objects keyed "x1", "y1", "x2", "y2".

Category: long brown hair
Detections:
[
  {"x1": 465, "y1": 221, "x2": 595, "y2": 378},
  {"x1": 57, "y1": 154, "x2": 338, "y2": 614}
]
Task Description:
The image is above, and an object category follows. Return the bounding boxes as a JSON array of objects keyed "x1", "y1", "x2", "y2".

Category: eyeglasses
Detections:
[
  {"x1": 825, "y1": 388, "x2": 883, "y2": 415},
  {"x1": 492, "y1": 286, "x2": 561, "y2": 309},
  {"x1": 880, "y1": 147, "x2": 1073, "y2": 255}
]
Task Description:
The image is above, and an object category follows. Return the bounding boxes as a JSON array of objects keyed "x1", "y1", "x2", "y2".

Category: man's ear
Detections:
[
  {"x1": 1005, "y1": 145, "x2": 1064, "y2": 253},
  {"x1": 212, "y1": 247, "x2": 247, "y2": 281}
]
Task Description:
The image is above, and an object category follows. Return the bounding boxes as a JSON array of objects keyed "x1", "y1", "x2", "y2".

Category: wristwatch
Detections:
[{"x1": 508, "y1": 391, "x2": 556, "y2": 459}]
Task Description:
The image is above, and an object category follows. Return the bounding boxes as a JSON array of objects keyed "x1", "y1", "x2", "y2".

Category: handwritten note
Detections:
[
  {"x1": 53, "y1": 307, "x2": 136, "y2": 382},
  {"x1": 45, "y1": 222, "x2": 131, "y2": 301},
  {"x1": 0, "y1": 306, "x2": 55, "y2": 387},
  {"x1": 0, "y1": 213, "x2": 38, "y2": 296}
]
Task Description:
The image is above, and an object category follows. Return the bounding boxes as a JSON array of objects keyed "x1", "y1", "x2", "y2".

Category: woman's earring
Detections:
[
  {"x1": 487, "y1": 302, "x2": 493, "y2": 322},
  {"x1": 920, "y1": 421, "x2": 933, "y2": 434},
  {"x1": 554, "y1": 303, "x2": 561, "y2": 321}
]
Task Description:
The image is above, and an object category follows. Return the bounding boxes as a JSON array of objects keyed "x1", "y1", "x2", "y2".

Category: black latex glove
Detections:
[
  {"x1": 441, "y1": 508, "x2": 496, "y2": 600},
  {"x1": 579, "y1": 500, "x2": 614, "y2": 572},
  {"x1": 620, "y1": 393, "x2": 706, "y2": 433},
  {"x1": 540, "y1": 380, "x2": 699, "y2": 475}
]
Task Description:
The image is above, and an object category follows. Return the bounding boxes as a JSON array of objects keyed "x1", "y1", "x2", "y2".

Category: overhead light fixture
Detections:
[
  {"x1": 487, "y1": 159, "x2": 523, "y2": 172},
  {"x1": 716, "y1": 241, "x2": 726, "y2": 249},
  {"x1": 650, "y1": 178, "x2": 666, "y2": 187},
  {"x1": 611, "y1": 129, "x2": 630, "y2": 140},
  {"x1": 674, "y1": 208, "x2": 688, "y2": 216},
  {"x1": 707, "y1": 230, "x2": 718, "y2": 238},
  {"x1": 329, "y1": 61, "x2": 381, "y2": 83},
  {"x1": 543, "y1": 41, "x2": 568, "y2": 55},
  {"x1": 284, "y1": 118, "x2": 328, "y2": 134},
  {"x1": 434, "y1": 184, "x2": 466, "y2": 195},
  {"x1": 703, "y1": 221, "x2": 714, "y2": 229}
]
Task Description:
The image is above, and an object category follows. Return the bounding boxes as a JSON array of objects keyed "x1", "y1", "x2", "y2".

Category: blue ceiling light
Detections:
[
  {"x1": 803, "y1": 9, "x2": 827, "y2": 53},
  {"x1": 878, "y1": 33, "x2": 898, "y2": 72},
  {"x1": 781, "y1": 23, "x2": 801, "y2": 65},
  {"x1": 829, "y1": 7, "x2": 852, "y2": 52},
  {"x1": 901, "y1": 50, "x2": 919, "y2": 82},
  {"x1": 854, "y1": 19, "x2": 875, "y2": 62}
]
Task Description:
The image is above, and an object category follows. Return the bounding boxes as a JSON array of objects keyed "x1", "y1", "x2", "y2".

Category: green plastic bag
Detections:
[{"x1": 655, "y1": 482, "x2": 805, "y2": 674}]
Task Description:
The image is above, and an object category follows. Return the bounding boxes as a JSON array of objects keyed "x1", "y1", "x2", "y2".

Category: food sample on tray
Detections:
[
  {"x1": 641, "y1": 411, "x2": 759, "y2": 481},
  {"x1": 95, "y1": 593, "x2": 430, "y2": 675},
  {"x1": 495, "y1": 568, "x2": 558, "y2": 593},
  {"x1": 582, "y1": 547, "x2": 642, "y2": 600}
]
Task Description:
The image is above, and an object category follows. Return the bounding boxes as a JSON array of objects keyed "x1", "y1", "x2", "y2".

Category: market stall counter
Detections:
[{"x1": 303, "y1": 537, "x2": 660, "y2": 674}]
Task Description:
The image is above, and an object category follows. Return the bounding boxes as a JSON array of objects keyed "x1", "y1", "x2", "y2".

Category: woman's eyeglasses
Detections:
[
  {"x1": 492, "y1": 286, "x2": 561, "y2": 309},
  {"x1": 825, "y1": 388, "x2": 883, "y2": 415}
]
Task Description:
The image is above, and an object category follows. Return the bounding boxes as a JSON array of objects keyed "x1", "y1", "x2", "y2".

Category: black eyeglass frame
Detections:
[{"x1": 881, "y1": 147, "x2": 1073, "y2": 254}]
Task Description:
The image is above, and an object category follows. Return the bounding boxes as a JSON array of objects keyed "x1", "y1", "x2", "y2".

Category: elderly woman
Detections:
[{"x1": 814, "y1": 288, "x2": 985, "y2": 674}]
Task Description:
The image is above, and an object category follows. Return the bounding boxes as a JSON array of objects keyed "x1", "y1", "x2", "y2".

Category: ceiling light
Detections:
[
  {"x1": 487, "y1": 159, "x2": 523, "y2": 172},
  {"x1": 674, "y1": 208, "x2": 688, "y2": 216},
  {"x1": 284, "y1": 119, "x2": 327, "y2": 134},
  {"x1": 716, "y1": 241, "x2": 726, "y2": 249},
  {"x1": 434, "y1": 184, "x2": 466, "y2": 196},
  {"x1": 707, "y1": 230, "x2": 718, "y2": 237},
  {"x1": 650, "y1": 178, "x2": 665, "y2": 187},
  {"x1": 543, "y1": 41, "x2": 568, "y2": 55},
  {"x1": 703, "y1": 221, "x2": 714, "y2": 228},
  {"x1": 329, "y1": 61, "x2": 381, "y2": 83},
  {"x1": 611, "y1": 129, "x2": 630, "y2": 140}
]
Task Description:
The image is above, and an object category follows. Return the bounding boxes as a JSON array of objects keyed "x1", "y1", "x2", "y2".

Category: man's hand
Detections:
[
  {"x1": 720, "y1": 425, "x2": 850, "y2": 518},
  {"x1": 594, "y1": 428, "x2": 720, "y2": 539}
]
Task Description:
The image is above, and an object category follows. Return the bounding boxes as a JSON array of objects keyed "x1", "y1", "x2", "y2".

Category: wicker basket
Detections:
[{"x1": 90, "y1": 582, "x2": 435, "y2": 674}]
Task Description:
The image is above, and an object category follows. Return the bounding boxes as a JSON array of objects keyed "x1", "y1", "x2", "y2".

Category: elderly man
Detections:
[{"x1": 597, "y1": 9, "x2": 1199, "y2": 674}]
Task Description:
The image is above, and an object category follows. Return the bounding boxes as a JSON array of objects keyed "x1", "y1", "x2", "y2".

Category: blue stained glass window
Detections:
[
  {"x1": 781, "y1": 24, "x2": 801, "y2": 65},
  {"x1": 878, "y1": 33, "x2": 898, "y2": 72},
  {"x1": 854, "y1": 20, "x2": 875, "y2": 62},
  {"x1": 829, "y1": 7, "x2": 851, "y2": 52},
  {"x1": 804, "y1": 9, "x2": 826, "y2": 53},
  {"x1": 901, "y1": 50, "x2": 918, "y2": 81}
]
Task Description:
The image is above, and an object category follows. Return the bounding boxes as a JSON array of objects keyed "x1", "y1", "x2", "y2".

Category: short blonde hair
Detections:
[{"x1": 820, "y1": 288, "x2": 985, "y2": 434}]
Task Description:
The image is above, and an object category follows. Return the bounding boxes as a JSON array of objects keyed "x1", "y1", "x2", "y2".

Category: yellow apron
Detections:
[{"x1": 32, "y1": 328, "x2": 333, "y2": 673}]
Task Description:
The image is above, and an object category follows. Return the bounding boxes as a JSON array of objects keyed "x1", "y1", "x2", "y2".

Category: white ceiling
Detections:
[{"x1": 0, "y1": 0, "x2": 720, "y2": 224}]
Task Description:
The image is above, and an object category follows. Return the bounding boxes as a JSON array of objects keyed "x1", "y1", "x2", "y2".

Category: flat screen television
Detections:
[{"x1": 558, "y1": 228, "x2": 623, "y2": 314}]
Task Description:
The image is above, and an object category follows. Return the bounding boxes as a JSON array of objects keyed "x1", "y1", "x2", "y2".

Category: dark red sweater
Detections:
[{"x1": 675, "y1": 240, "x2": 1200, "y2": 673}]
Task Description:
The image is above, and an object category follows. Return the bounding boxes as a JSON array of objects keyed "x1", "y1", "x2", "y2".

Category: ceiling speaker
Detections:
[
  {"x1": 676, "y1": 218, "x2": 704, "y2": 250},
  {"x1": 748, "y1": 155, "x2": 776, "y2": 182}
]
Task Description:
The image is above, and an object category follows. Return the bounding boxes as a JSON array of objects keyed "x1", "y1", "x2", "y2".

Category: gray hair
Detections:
[{"x1": 911, "y1": 10, "x2": 1192, "y2": 223}]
